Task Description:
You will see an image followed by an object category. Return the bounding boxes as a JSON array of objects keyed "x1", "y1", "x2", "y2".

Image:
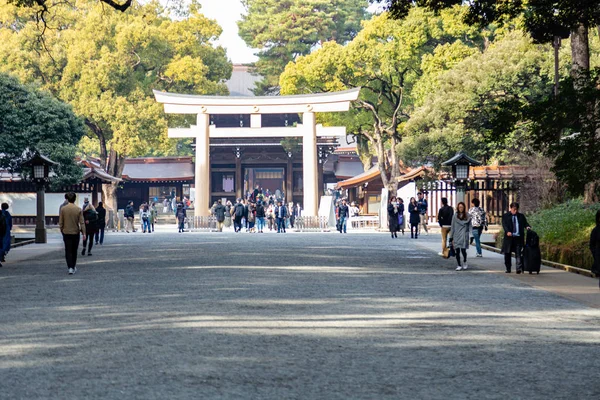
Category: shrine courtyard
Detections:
[{"x1": 1, "y1": 231, "x2": 599, "y2": 399}]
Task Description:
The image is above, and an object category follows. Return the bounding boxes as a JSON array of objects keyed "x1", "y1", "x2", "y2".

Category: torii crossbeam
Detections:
[{"x1": 153, "y1": 88, "x2": 360, "y2": 217}]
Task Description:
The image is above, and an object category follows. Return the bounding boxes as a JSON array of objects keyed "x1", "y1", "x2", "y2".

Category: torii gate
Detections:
[{"x1": 153, "y1": 88, "x2": 360, "y2": 217}]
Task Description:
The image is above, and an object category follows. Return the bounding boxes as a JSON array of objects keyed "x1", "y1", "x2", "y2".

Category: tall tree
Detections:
[
  {"x1": 0, "y1": 0, "x2": 232, "y2": 210},
  {"x1": 376, "y1": 0, "x2": 600, "y2": 202},
  {"x1": 400, "y1": 31, "x2": 554, "y2": 168},
  {"x1": 238, "y1": 0, "x2": 369, "y2": 95},
  {"x1": 0, "y1": 73, "x2": 85, "y2": 187},
  {"x1": 280, "y1": 7, "x2": 485, "y2": 191}
]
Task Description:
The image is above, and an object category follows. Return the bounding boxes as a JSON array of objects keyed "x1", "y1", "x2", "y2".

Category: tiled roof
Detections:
[{"x1": 121, "y1": 157, "x2": 194, "y2": 182}]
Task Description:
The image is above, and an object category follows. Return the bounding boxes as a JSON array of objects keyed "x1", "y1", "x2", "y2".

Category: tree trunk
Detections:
[
  {"x1": 570, "y1": 24, "x2": 598, "y2": 204},
  {"x1": 356, "y1": 135, "x2": 372, "y2": 171},
  {"x1": 570, "y1": 24, "x2": 590, "y2": 86},
  {"x1": 584, "y1": 181, "x2": 599, "y2": 204},
  {"x1": 102, "y1": 147, "x2": 126, "y2": 211}
]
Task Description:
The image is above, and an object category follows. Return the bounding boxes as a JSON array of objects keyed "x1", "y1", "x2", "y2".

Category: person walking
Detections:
[
  {"x1": 408, "y1": 197, "x2": 420, "y2": 239},
  {"x1": 398, "y1": 198, "x2": 405, "y2": 235},
  {"x1": 449, "y1": 202, "x2": 472, "y2": 271},
  {"x1": 417, "y1": 192, "x2": 429, "y2": 235},
  {"x1": 468, "y1": 198, "x2": 488, "y2": 258},
  {"x1": 81, "y1": 199, "x2": 98, "y2": 256},
  {"x1": 247, "y1": 201, "x2": 256, "y2": 233},
  {"x1": 589, "y1": 210, "x2": 600, "y2": 289},
  {"x1": 214, "y1": 200, "x2": 226, "y2": 232},
  {"x1": 0, "y1": 206, "x2": 6, "y2": 268},
  {"x1": 232, "y1": 199, "x2": 245, "y2": 233},
  {"x1": 338, "y1": 199, "x2": 349, "y2": 234},
  {"x1": 276, "y1": 200, "x2": 288, "y2": 233},
  {"x1": 255, "y1": 200, "x2": 266, "y2": 233},
  {"x1": 388, "y1": 197, "x2": 400, "y2": 238},
  {"x1": 437, "y1": 197, "x2": 454, "y2": 257},
  {"x1": 124, "y1": 201, "x2": 135, "y2": 233},
  {"x1": 501, "y1": 202, "x2": 531, "y2": 274},
  {"x1": 94, "y1": 201, "x2": 106, "y2": 245},
  {"x1": 150, "y1": 202, "x2": 157, "y2": 232},
  {"x1": 140, "y1": 204, "x2": 151, "y2": 233},
  {"x1": 176, "y1": 202, "x2": 187, "y2": 233},
  {"x1": 267, "y1": 203, "x2": 276, "y2": 231},
  {"x1": 224, "y1": 200, "x2": 233, "y2": 229},
  {"x1": 59, "y1": 192, "x2": 86, "y2": 274},
  {"x1": 1, "y1": 203, "x2": 13, "y2": 264}
]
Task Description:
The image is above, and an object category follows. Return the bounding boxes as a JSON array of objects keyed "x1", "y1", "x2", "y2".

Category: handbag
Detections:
[{"x1": 448, "y1": 246, "x2": 456, "y2": 258}]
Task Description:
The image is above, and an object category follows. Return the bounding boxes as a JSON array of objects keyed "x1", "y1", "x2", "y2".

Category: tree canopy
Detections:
[
  {"x1": 399, "y1": 31, "x2": 554, "y2": 168},
  {"x1": 238, "y1": 0, "x2": 369, "y2": 94},
  {"x1": 0, "y1": 0, "x2": 232, "y2": 208},
  {"x1": 0, "y1": 73, "x2": 85, "y2": 186},
  {"x1": 281, "y1": 6, "x2": 487, "y2": 190}
]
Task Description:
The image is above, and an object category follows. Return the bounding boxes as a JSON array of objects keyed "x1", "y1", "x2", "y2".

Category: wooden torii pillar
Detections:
[{"x1": 153, "y1": 88, "x2": 360, "y2": 217}]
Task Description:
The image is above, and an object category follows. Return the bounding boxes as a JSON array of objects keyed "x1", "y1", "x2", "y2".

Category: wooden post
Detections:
[{"x1": 235, "y1": 156, "x2": 242, "y2": 200}]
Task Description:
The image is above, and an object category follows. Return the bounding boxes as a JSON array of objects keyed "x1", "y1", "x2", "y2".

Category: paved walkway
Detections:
[{"x1": 1, "y1": 231, "x2": 599, "y2": 399}]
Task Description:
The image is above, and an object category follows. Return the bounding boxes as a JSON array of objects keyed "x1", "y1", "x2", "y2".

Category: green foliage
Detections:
[
  {"x1": 528, "y1": 199, "x2": 600, "y2": 248},
  {"x1": 238, "y1": 0, "x2": 369, "y2": 94},
  {"x1": 526, "y1": 199, "x2": 600, "y2": 270},
  {"x1": 0, "y1": 0, "x2": 231, "y2": 170},
  {"x1": 0, "y1": 73, "x2": 85, "y2": 186},
  {"x1": 281, "y1": 6, "x2": 486, "y2": 188},
  {"x1": 400, "y1": 31, "x2": 554, "y2": 168}
]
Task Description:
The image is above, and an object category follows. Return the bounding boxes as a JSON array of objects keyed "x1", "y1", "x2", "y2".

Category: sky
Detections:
[{"x1": 197, "y1": 0, "x2": 258, "y2": 64}]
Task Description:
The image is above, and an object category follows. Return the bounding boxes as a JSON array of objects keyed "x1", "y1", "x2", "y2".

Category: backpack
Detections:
[{"x1": 235, "y1": 204, "x2": 244, "y2": 217}]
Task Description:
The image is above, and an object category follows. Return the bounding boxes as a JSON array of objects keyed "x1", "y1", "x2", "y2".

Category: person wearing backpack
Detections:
[
  {"x1": 81, "y1": 198, "x2": 98, "y2": 256},
  {"x1": 232, "y1": 199, "x2": 245, "y2": 233},
  {"x1": 140, "y1": 204, "x2": 151, "y2": 233},
  {"x1": 589, "y1": 210, "x2": 600, "y2": 289},
  {"x1": 176, "y1": 202, "x2": 187, "y2": 233},
  {"x1": 468, "y1": 198, "x2": 488, "y2": 258},
  {"x1": 437, "y1": 197, "x2": 454, "y2": 257},
  {"x1": 124, "y1": 201, "x2": 136, "y2": 233},
  {"x1": 94, "y1": 201, "x2": 106, "y2": 245}
]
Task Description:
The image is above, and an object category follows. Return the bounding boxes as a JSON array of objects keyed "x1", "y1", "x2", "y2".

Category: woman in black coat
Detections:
[
  {"x1": 589, "y1": 210, "x2": 600, "y2": 289},
  {"x1": 408, "y1": 197, "x2": 420, "y2": 239},
  {"x1": 387, "y1": 196, "x2": 399, "y2": 238}
]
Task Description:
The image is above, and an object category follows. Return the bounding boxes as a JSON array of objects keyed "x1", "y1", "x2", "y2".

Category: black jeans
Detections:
[
  {"x1": 277, "y1": 218, "x2": 286, "y2": 232},
  {"x1": 63, "y1": 233, "x2": 80, "y2": 269},
  {"x1": 410, "y1": 223, "x2": 418, "y2": 238},
  {"x1": 82, "y1": 232, "x2": 95, "y2": 254},
  {"x1": 234, "y1": 217, "x2": 243, "y2": 232},
  {"x1": 455, "y1": 248, "x2": 467, "y2": 266},
  {"x1": 505, "y1": 242, "x2": 524, "y2": 272},
  {"x1": 95, "y1": 226, "x2": 105, "y2": 244}
]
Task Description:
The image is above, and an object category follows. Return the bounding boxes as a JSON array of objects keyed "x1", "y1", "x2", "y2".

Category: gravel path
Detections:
[{"x1": 1, "y1": 232, "x2": 599, "y2": 399}]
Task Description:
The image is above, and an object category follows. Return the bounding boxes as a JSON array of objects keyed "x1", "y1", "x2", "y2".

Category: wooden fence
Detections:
[{"x1": 418, "y1": 180, "x2": 519, "y2": 225}]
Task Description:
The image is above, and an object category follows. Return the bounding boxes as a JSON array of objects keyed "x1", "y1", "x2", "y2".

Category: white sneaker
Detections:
[
  {"x1": 73, "y1": 267, "x2": 77, "y2": 274},
  {"x1": 476, "y1": 254, "x2": 482, "y2": 258},
  {"x1": 463, "y1": 263, "x2": 468, "y2": 270},
  {"x1": 455, "y1": 265, "x2": 463, "y2": 271},
  {"x1": 68, "y1": 268, "x2": 74, "y2": 275}
]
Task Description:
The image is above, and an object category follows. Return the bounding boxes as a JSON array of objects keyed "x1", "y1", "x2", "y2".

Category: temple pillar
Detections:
[
  {"x1": 286, "y1": 157, "x2": 293, "y2": 204},
  {"x1": 235, "y1": 156, "x2": 242, "y2": 200},
  {"x1": 195, "y1": 113, "x2": 210, "y2": 216},
  {"x1": 302, "y1": 112, "x2": 318, "y2": 216}
]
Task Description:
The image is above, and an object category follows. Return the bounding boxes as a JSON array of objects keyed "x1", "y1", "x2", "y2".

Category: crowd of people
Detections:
[
  {"x1": 210, "y1": 197, "x2": 302, "y2": 234},
  {"x1": 387, "y1": 192, "x2": 428, "y2": 239}
]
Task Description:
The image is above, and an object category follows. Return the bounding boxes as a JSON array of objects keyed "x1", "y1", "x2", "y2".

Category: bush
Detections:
[{"x1": 527, "y1": 199, "x2": 600, "y2": 270}]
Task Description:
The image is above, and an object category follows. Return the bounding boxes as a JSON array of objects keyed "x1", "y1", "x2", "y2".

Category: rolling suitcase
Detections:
[{"x1": 523, "y1": 230, "x2": 541, "y2": 274}]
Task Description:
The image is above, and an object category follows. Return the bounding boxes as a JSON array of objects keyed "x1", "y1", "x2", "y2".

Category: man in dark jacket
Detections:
[
  {"x1": 276, "y1": 200, "x2": 288, "y2": 233},
  {"x1": 0, "y1": 209, "x2": 6, "y2": 267},
  {"x1": 95, "y1": 201, "x2": 107, "y2": 245},
  {"x1": 125, "y1": 201, "x2": 135, "y2": 233},
  {"x1": 338, "y1": 199, "x2": 350, "y2": 234},
  {"x1": 437, "y1": 197, "x2": 454, "y2": 257},
  {"x1": 214, "y1": 200, "x2": 226, "y2": 232},
  {"x1": 502, "y1": 202, "x2": 531, "y2": 274},
  {"x1": 233, "y1": 199, "x2": 245, "y2": 233}
]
